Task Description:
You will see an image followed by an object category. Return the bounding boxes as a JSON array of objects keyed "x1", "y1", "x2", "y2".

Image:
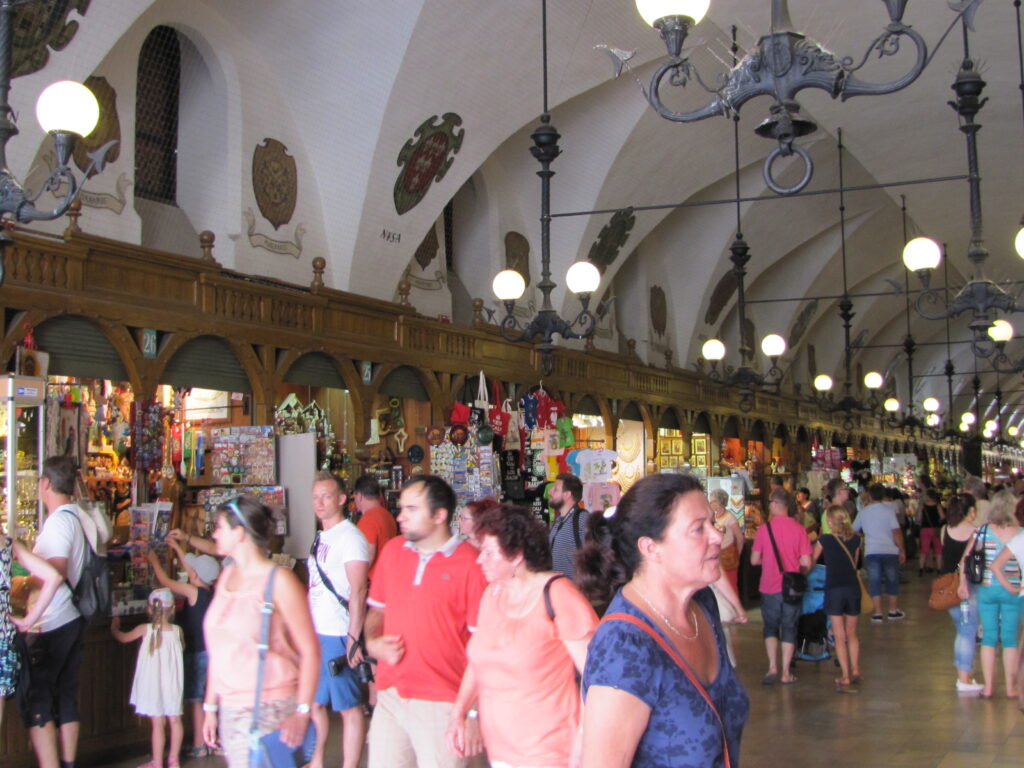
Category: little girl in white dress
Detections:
[{"x1": 112, "y1": 587, "x2": 184, "y2": 768}]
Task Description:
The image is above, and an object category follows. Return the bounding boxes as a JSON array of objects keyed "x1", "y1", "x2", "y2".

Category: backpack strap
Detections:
[
  {"x1": 571, "y1": 507, "x2": 583, "y2": 550},
  {"x1": 543, "y1": 574, "x2": 567, "y2": 621},
  {"x1": 600, "y1": 611, "x2": 732, "y2": 768}
]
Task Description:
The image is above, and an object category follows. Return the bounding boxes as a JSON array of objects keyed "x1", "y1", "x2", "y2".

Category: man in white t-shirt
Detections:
[
  {"x1": 22, "y1": 456, "x2": 87, "y2": 768},
  {"x1": 307, "y1": 471, "x2": 370, "y2": 768}
]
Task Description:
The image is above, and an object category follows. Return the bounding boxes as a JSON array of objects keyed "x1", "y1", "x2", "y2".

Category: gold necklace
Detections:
[{"x1": 633, "y1": 584, "x2": 699, "y2": 641}]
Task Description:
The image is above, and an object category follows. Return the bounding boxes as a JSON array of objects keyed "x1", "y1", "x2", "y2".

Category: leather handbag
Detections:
[
  {"x1": 766, "y1": 520, "x2": 806, "y2": 606},
  {"x1": 965, "y1": 525, "x2": 988, "y2": 585},
  {"x1": 929, "y1": 571, "x2": 962, "y2": 611}
]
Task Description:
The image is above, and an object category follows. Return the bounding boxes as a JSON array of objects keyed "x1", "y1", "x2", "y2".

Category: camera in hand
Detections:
[{"x1": 327, "y1": 654, "x2": 375, "y2": 685}]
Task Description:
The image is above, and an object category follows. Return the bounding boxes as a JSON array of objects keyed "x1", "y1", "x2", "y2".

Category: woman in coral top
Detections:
[
  {"x1": 447, "y1": 504, "x2": 598, "y2": 768},
  {"x1": 201, "y1": 497, "x2": 320, "y2": 768}
]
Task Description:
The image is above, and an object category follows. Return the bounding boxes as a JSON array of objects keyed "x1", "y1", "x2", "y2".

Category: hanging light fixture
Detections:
[
  {"x1": 492, "y1": 0, "x2": 599, "y2": 376},
  {"x1": 611, "y1": 0, "x2": 978, "y2": 195}
]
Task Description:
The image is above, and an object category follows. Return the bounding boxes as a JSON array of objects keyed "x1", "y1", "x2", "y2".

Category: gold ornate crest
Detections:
[{"x1": 252, "y1": 139, "x2": 297, "y2": 230}]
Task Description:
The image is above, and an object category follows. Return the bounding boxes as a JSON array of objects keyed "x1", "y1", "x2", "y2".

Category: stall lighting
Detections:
[
  {"x1": 813, "y1": 374, "x2": 833, "y2": 392},
  {"x1": 1009, "y1": 425, "x2": 1020, "y2": 437},
  {"x1": 961, "y1": 412, "x2": 977, "y2": 425},
  {"x1": 884, "y1": 397, "x2": 900, "y2": 413},
  {"x1": 985, "y1": 419, "x2": 998, "y2": 432},
  {"x1": 760, "y1": 334, "x2": 787, "y2": 358},
  {"x1": 701, "y1": 338, "x2": 726, "y2": 361},
  {"x1": 922, "y1": 397, "x2": 940, "y2": 412},
  {"x1": 863, "y1": 371, "x2": 884, "y2": 390},
  {"x1": 988, "y1": 319, "x2": 1015, "y2": 343}
]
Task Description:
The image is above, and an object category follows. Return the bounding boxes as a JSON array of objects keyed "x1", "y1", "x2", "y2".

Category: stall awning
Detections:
[
  {"x1": 161, "y1": 335, "x2": 251, "y2": 393},
  {"x1": 378, "y1": 366, "x2": 429, "y2": 401},
  {"x1": 284, "y1": 353, "x2": 346, "y2": 389},
  {"x1": 34, "y1": 315, "x2": 129, "y2": 382}
]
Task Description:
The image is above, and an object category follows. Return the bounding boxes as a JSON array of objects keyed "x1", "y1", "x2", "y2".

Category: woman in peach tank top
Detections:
[
  {"x1": 447, "y1": 504, "x2": 598, "y2": 768},
  {"x1": 201, "y1": 497, "x2": 320, "y2": 768}
]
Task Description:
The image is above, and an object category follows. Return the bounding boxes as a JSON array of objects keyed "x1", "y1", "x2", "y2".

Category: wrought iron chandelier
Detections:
[
  {"x1": 491, "y1": 0, "x2": 600, "y2": 377},
  {"x1": 0, "y1": 0, "x2": 117, "y2": 285},
  {"x1": 615, "y1": 0, "x2": 978, "y2": 195}
]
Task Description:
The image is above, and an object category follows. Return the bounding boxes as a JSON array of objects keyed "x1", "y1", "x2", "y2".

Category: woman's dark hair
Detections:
[
  {"x1": 216, "y1": 495, "x2": 277, "y2": 549},
  {"x1": 575, "y1": 473, "x2": 704, "y2": 607},
  {"x1": 797, "y1": 487, "x2": 811, "y2": 499},
  {"x1": 960, "y1": 492, "x2": 976, "y2": 513},
  {"x1": 473, "y1": 504, "x2": 551, "y2": 572},
  {"x1": 924, "y1": 488, "x2": 941, "y2": 504},
  {"x1": 945, "y1": 495, "x2": 969, "y2": 527},
  {"x1": 463, "y1": 498, "x2": 500, "y2": 520}
]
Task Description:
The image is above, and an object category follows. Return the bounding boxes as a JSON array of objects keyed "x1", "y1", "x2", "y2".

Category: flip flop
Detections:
[
  {"x1": 851, "y1": 674, "x2": 861, "y2": 684},
  {"x1": 780, "y1": 676, "x2": 798, "y2": 685},
  {"x1": 835, "y1": 683, "x2": 859, "y2": 694},
  {"x1": 762, "y1": 673, "x2": 778, "y2": 685},
  {"x1": 979, "y1": 692, "x2": 994, "y2": 699}
]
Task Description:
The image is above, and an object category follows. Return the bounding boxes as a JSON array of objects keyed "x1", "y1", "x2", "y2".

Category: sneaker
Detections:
[
  {"x1": 871, "y1": 614, "x2": 884, "y2": 623},
  {"x1": 956, "y1": 679, "x2": 984, "y2": 693},
  {"x1": 887, "y1": 610, "x2": 906, "y2": 620}
]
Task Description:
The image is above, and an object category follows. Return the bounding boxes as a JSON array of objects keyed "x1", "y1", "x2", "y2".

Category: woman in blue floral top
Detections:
[{"x1": 576, "y1": 473, "x2": 749, "y2": 768}]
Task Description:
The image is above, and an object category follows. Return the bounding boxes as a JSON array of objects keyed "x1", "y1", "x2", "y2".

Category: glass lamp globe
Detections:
[
  {"x1": 1009, "y1": 425, "x2": 1020, "y2": 437},
  {"x1": 36, "y1": 80, "x2": 99, "y2": 136},
  {"x1": 987, "y1": 319, "x2": 1014, "y2": 343},
  {"x1": 925, "y1": 413, "x2": 940, "y2": 427},
  {"x1": 1020, "y1": 438, "x2": 1024, "y2": 448},
  {"x1": 863, "y1": 371, "x2": 883, "y2": 390},
  {"x1": 983, "y1": 429, "x2": 994, "y2": 439},
  {"x1": 760, "y1": 334, "x2": 786, "y2": 358},
  {"x1": 961, "y1": 412, "x2": 976, "y2": 425},
  {"x1": 813, "y1": 374, "x2": 833, "y2": 392},
  {"x1": 1016, "y1": 224, "x2": 1024, "y2": 259},
  {"x1": 565, "y1": 261, "x2": 600, "y2": 294},
  {"x1": 492, "y1": 270, "x2": 526, "y2": 301},
  {"x1": 701, "y1": 338, "x2": 726, "y2": 361},
  {"x1": 922, "y1": 397, "x2": 940, "y2": 412},
  {"x1": 985, "y1": 419, "x2": 998, "y2": 433},
  {"x1": 884, "y1": 397, "x2": 900, "y2": 413},
  {"x1": 635, "y1": 0, "x2": 711, "y2": 26},
  {"x1": 902, "y1": 237, "x2": 942, "y2": 272},
  {"x1": 960, "y1": 422, "x2": 970, "y2": 433}
]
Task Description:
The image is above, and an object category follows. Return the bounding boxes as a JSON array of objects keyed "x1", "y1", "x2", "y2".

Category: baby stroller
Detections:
[{"x1": 794, "y1": 564, "x2": 831, "y2": 662}]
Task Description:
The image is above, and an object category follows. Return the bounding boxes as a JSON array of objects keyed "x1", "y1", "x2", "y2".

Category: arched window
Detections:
[{"x1": 135, "y1": 26, "x2": 180, "y2": 204}]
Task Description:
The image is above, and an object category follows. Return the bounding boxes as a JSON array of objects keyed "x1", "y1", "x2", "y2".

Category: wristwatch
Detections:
[
  {"x1": 466, "y1": 708, "x2": 479, "y2": 719},
  {"x1": 295, "y1": 703, "x2": 312, "y2": 714}
]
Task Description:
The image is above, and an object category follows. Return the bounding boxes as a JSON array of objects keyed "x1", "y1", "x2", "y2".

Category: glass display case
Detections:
[{"x1": 2, "y1": 375, "x2": 46, "y2": 544}]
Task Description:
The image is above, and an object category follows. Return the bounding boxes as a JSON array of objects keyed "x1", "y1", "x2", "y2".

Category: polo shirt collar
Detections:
[{"x1": 403, "y1": 533, "x2": 461, "y2": 558}]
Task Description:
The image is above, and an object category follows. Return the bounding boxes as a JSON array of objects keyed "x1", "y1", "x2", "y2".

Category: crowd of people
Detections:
[{"x1": 12, "y1": 457, "x2": 1024, "y2": 768}]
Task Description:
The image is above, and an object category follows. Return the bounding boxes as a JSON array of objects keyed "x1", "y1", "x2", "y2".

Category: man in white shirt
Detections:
[
  {"x1": 307, "y1": 471, "x2": 370, "y2": 768},
  {"x1": 22, "y1": 456, "x2": 87, "y2": 768}
]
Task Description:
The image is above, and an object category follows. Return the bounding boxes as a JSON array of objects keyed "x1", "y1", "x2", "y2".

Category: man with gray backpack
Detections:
[{"x1": 20, "y1": 456, "x2": 102, "y2": 768}]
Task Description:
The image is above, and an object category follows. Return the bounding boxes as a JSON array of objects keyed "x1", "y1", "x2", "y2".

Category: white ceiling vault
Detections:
[{"x1": 7, "y1": 0, "x2": 1023, "y2": 429}]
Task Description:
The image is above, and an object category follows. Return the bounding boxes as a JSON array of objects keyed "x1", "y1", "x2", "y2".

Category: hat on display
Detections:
[
  {"x1": 149, "y1": 587, "x2": 174, "y2": 608},
  {"x1": 185, "y1": 553, "x2": 222, "y2": 585}
]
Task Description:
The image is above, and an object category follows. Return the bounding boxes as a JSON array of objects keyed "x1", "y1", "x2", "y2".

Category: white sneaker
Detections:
[{"x1": 956, "y1": 679, "x2": 984, "y2": 693}]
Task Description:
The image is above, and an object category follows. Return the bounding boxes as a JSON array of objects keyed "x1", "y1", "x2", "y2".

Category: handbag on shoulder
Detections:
[
  {"x1": 929, "y1": 571, "x2": 962, "y2": 611},
  {"x1": 965, "y1": 525, "x2": 988, "y2": 585}
]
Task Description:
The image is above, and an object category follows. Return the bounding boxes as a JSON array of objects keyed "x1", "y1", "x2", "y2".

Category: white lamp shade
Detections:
[
  {"x1": 987, "y1": 319, "x2": 1014, "y2": 342},
  {"x1": 565, "y1": 261, "x2": 601, "y2": 294},
  {"x1": 813, "y1": 374, "x2": 833, "y2": 392},
  {"x1": 925, "y1": 413, "x2": 940, "y2": 427},
  {"x1": 961, "y1": 412, "x2": 976, "y2": 425},
  {"x1": 635, "y1": 0, "x2": 710, "y2": 26},
  {"x1": 1016, "y1": 225, "x2": 1024, "y2": 259},
  {"x1": 922, "y1": 397, "x2": 940, "y2": 412},
  {"x1": 863, "y1": 371, "x2": 884, "y2": 390},
  {"x1": 902, "y1": 237, "x2": 942, "y2": 272},
  {"x1": 884, "y1": 397, "x2": 900, "y2": 413},
  {"x1": 702, "y1": 338, "x2": 726, "y2": 361},
  {"x1": 36, "y1": 80, "x2": 99, "y2": 136},
  {"x1": 760, "y1": 333, "x2": 786, "y2": 358},
  {"x1": 492, "y1": 270, "x2": 526, "y2": 301},
  {"x1": 1009, "y1": 426, "x2": 1020, "y2": 437},
  {"x1": 960, "y1": 423, "x2": 970, "y2": 433},
  {"x1": 1020, "y1": 438, "x2": 1024, "y2": 447},
  {"x1": 985, "y1": 419, "x2": 998, "y2": 432},
  {"x1": 983, "y1": 429, "x2": 994, "y2": 439}
]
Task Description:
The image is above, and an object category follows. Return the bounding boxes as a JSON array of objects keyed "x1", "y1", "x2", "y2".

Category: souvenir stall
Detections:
[
  {"x1": 1, "y1": 374, "x2": 45, "y2": 543},
  {"x1": 656, "y1": 415, "x2": 687, "y2": 475},
  {"x1": 612, "y1": 404, "x2": 645, "y2": 493}
]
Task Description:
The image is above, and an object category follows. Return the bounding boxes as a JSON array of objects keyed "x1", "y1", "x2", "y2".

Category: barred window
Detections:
[{"x1": 135, "y1": 26, "x2": 180, "y2": 204}]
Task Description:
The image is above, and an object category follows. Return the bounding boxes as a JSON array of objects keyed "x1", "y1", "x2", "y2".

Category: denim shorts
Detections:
[
  {"x1": 824, "y1": 585, "x2": 861, "y2": 616},
  {"x1": 315, "y1": 635, "x2": 362, "y2": 712},
  {"x1": 184, "y1": 650, "x2": 208, "y2": 702},
  {"x1": 760, "y1": 591, "x2": 801, "y2": 644},
  {"x1": 865, "y1": 554, "x2": 900, "y2": 597}
]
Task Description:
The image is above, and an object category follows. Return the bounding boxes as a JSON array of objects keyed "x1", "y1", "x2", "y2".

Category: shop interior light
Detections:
[
  {"x1": 961, "y1": 412, "x2": 977, "y2": 425},
  {"x1": 884, "y1": 397, "x2": 900, "y2": 413},
  {"x1": 925, "y1": 413, "x2": 940, "y2": 427},
  {"x1": 702, "y1": 338, "x2": 726, "y2": 361},
  {"x1": 813, "y1": 374, "x2": 834, "y2": 392},
  {"x1": 922, "y1": 397, "x2": 940, "y2": 412},
  {"x1": 492, "y1": 270, "x2": 526, "y2": 301},
  {"x1": 863, "y1": 371, "x2": 884, "y2": 390},
  {"x1": 565, "y1": 261, "x2": 601, "y2": 294},
  {"x1": 760, "y1": 333, "x2": 786, "y2": 358},
  {"x1": 961, "y1": 422, "x2": 971, "y2": 432},
  {"x1": 987, "y1": 319, "x2": 1014, "y2": 342},
  {"x1": 985, "y1": 419, "x2": 998, "y2": 432},
  {"x1": 902, "y1": 237, "x2": 942, "y2": 272},
  {"x1": 1009, "y1": 425, "x2": 1020, "y2": 437}
]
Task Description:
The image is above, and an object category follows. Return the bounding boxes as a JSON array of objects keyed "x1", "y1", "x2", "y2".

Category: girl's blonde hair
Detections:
[
  {"x1": 147, "y1": 598, "x2": 175, "y2": 656},
  {"x1": 826, "y1": 504, "x2": 854, "y2": 540}
]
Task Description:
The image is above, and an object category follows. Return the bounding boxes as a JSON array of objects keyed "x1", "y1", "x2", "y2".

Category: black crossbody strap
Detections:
[
  {"x1": 543, "y1": 574, "x2": 567, "y2": 621},
  {"x1": 310, "y1": 532, "x2": 350, "y2": 612},
  {"x1": 765, "y1": 519, "x2": 786, "y2": 572}
]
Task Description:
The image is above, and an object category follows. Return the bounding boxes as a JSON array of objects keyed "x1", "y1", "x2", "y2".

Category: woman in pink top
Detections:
[
  {"x1": 201, "y1": 497, "x2": 320, "y2": 768},
  {"x1": 447, "y1": 504, "x2": 598, "y2": 768}
]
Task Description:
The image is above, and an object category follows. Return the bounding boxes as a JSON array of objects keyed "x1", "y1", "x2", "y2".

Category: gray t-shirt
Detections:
[{"x1": 853, "y1": 502, "x2": 901, "y2": 556}]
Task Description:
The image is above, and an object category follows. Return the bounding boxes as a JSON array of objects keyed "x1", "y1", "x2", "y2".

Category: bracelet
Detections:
[
  {"x1": 295, "y1": 703, "x2": 311, "y2": 714},
  {"x1": 202, "y1": 702, "x2": 218, "y2": 713}
]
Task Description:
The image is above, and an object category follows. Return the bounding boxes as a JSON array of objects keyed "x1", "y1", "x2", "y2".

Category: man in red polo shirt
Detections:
[{"x1": 365, "y1": 475, "x2": 486, "y2": 768}]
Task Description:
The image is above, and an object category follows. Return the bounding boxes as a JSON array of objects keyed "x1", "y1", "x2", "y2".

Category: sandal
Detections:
[
  {"x1": 186, "y1": 746, "x2": 208, "y2": 759},
  {"x1": 761, "y1": 673, "x2": 778, "y2": 686},
  {"x1": 780, "y1": 676, "x2": 798, "y2": 685}
]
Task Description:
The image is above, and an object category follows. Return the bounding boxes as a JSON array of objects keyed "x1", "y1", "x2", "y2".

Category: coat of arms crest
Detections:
[
  {"x1": 252, "y1": 138, "x2": 297, "y2": 230},
  {"x1": 394, "y1": 113, "x2": 464, "y2": 215}
]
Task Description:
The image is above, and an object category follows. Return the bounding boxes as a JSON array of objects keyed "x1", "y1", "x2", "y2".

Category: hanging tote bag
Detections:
[{"x1": 469, "y1": 371, "x2": 488, "y2": 427}]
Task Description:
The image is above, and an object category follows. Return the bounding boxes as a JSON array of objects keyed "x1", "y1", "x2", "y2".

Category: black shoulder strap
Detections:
[
  {"x1": 571, "y1": 507, "x2": 583, "y2": 549},
  {"x1": 310, "y1": 531, "x2": 350, "y2": 612},
  {"x1": 765, "y1": 519, "x2": 785, "y2": 572},
  {"x1": 543, "y1": 574, "x2": 567, "y2": 621}
]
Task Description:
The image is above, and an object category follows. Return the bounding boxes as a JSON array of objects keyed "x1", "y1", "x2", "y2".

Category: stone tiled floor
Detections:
[{"x1": 109, "y1": 572, "x2": 1024, "y2": 768}]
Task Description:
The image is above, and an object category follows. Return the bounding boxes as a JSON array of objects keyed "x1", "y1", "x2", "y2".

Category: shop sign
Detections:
[
  {"x1": 142, "y1": 328, "x2": 158, "y2": 359},
  {"x1": 361, "y1": 361, "x2": 373, "y2": 386}
]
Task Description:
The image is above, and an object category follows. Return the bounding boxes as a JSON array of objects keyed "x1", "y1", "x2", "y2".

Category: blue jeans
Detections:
[
  {"x1": 947, "y1": 595, "x2": 980, "y2": 673},
  {"x1": 865, "y1": 554, "x2": 900, "y2": 598},
  {"x1": 760, "y1": 592, "x2": 801, "y2": 644}
]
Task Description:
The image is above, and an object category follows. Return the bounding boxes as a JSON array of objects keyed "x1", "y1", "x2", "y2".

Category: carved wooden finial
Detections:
[
  {"x1": 397, "y1": 281, "x2": 412, "y2": 307},
  {"x1": 471, "y1": 298, "x2": 484, "y2": 325},
  {"x1": 199, "y1": 230, "x2": 216, "y2": 262},
  {"x1": 664, "y1": 349, "x2": 673, "y2": 369},
  {"x1": 627, "y1": 338, "x2": 637, "y2": 358},
  {"x1": 311, "y1": 257, "x2": 326, "y2": 291},
  {"x1": 584, "y1": 335, "x2": 595, "y2": 352},
  {"x1": 63, "y1": 198, "x2": 82, "y2": 238}
]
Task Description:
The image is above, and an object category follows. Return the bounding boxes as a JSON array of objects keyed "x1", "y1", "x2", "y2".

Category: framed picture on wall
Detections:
[
  {"x1": 666, "y1": 456, "x2": 679, "y2": 468},
  {"x1": 692, "y1": 436, "x2": 708, "y2": 456},
  {"x1": 694, "y1": 454, "x2": 707, "y2": 467},
  {"x1": 670, "y1": 437, "x2": 684, "y2": 455}
]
